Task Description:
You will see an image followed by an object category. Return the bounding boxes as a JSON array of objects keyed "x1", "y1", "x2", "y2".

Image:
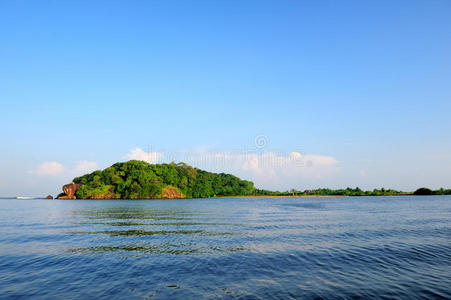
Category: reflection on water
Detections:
[
  {"x1": 68, "y1": 244, "x2": 249, "y2": 255},
  {"x1": 66, "y1": 229, "x2": 238, "y2": 237},
  {"x1": 0, "y1": 196, "x2": 450, "y2": 299}
]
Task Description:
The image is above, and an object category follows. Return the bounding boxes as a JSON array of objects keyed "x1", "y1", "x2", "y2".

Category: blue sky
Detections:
[{"x1": 1, "y1": 0, "x2": 450, "y2": 196}]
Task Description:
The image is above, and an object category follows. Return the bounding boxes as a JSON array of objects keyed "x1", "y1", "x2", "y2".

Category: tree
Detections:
[{"x1": 414, "y1": 188, "x2": 433, "y2": 195}]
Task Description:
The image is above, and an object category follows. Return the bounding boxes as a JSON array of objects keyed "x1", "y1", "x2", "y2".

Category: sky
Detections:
[{"x1": 1, "y1": 0, "x2": 451, "y2": 196}]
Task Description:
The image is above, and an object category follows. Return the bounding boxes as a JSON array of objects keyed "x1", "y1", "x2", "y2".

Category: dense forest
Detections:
[{"x1": 73, "y1": 160, "x2": 255, "y2": 199}]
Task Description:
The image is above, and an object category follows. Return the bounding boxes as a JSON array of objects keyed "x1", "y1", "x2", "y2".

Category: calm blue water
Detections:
[{"x1": 0, "y1": 196, "x2": 450, "y2": 299}]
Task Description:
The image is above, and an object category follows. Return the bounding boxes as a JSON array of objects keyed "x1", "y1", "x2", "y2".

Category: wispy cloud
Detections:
[
  {"x1": 123, "y1": 148, "x2": 163, "y2": 164},
  {"x1": 29, "y1": 161, "x2": 64, "y2": 176},
  {"x1": 182, "y1": 151, "x2": 339, "y2": 188},
  {"x1": 29, "y1": 160, "x2": 99, "y2": 177}
]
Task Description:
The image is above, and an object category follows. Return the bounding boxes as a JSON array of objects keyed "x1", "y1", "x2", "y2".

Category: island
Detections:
[
  {"x1": 54, "y1": 160, "x2": 451, "y2": 199},
  {"x1": 57, "y1": 160, "x2": 255, "y2": 199}
]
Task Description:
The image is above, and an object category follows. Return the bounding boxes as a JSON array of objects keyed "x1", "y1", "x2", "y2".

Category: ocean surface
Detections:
[{"x1": 0, "y1": 196, "x2": 450, "y2": 299}]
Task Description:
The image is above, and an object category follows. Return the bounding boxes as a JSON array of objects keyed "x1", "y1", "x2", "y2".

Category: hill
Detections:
[{"x1": 70, "y1": 160, "x2": 255, "y2": 199}]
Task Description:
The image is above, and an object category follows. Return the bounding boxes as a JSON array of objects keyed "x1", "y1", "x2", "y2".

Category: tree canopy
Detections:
[
  {"x1": 414, "y1": 187, "x2": 451, "y2": 195},
  {"x1": 73, "y1": 160, "x2": 255, "y2": 199}
]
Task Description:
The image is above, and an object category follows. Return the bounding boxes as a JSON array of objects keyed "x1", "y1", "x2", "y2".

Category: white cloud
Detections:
[
  {"x1": 235, "y1": 152, "x2": 338, "y2": 186},
  {"x1": 29, "y1": 160, "x2": 99, "y2": 178},
  {"x1": 124, "y1": 148, "x2": 163, "y2": 164},
  {"x1": 238, "y1": 152, "x2": 337, "y2": 190},
  {"x1": 179, "y1": 151, "x2": 336, "y2": 172},
  {"x1": 74, "y1": 161, "x2": 98, "y2": 174},
  {"x1": 242, "y1": 154, "x2": 262, "y2": 174},
  {"x1": 32, "y1": 161, "x2": 64, "y2": 176}
]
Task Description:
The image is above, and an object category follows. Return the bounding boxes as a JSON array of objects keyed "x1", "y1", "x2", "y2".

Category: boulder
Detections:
[
  {"x1": 63, "y1": 182, "x2": 81, "y2": 197},
  {"x1": 57, "y1": 182, "x2": 81, "y2": 199},
  {"x1": 45, "y1": 195, "x2": 53, "y2": 199}
]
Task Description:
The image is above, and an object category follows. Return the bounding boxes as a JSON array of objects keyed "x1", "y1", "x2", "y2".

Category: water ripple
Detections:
[{"x1": 0, "y1": 196, "x2": 450, "y2": 299}]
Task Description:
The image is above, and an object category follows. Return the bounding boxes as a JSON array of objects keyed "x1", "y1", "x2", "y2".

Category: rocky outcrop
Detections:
[
  {"x1": 63, "y1": 182, "x2": 81, "y2": 196},
  {"x1": 45, "y1": 195, "x2": 53, "y2": 199},
  {"x1": 161, "y1": 186, "x2": 185, "y2": 199},
  {"x1": 56, "y1": 182, "x2": 81, "y2": 199}
]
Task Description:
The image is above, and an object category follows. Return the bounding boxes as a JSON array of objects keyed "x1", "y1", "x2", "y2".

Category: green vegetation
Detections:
[
  {"x1": 414, "y1": 187, "x2": 451, "y2": 195},
  {"x1": 71, "y1": 160, "x2": 450, "y2": 199},
  {"x1": 253, "y1": 187, "x2": 406, "y2": 197},
  {"x1": 73, "y1": 160, "x2": 255, "y2": 199}
]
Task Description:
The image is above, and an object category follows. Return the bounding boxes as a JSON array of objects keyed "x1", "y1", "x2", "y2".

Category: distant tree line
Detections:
[
  {"x1": 413, "y1": 187, "x2": 451, "y2": 195},
  {"x1": 252, "y1": 187, "x2": 406, "y2": 197}
]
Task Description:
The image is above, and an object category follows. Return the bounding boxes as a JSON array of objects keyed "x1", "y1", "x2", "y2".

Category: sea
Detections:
[{"x1": 0, "y1": 196, "x2": 450, "y2": 299}]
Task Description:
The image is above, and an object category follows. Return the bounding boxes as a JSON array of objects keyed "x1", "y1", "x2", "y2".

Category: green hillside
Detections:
[{"x1": 73, "y1": 160, "x2": 255, "y2": 199}]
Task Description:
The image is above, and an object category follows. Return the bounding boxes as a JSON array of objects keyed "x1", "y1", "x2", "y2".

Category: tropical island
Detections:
[
  {"x1": 54, "y1": 160, "x2": 451, "y2": 199},
  {"x1": 58, "y1": 160, "x2": 255, "y2": 199}
]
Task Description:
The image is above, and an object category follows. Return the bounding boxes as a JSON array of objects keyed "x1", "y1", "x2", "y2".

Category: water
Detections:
[{"x1": 0, "y1": 196, "x2": 450, "y2": 299}]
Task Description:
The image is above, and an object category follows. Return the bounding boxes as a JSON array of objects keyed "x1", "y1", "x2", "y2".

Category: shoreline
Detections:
[
  {"x1": 6, "y1": 193, "x2": 442, "y2": 200},
  {"x1": 41, "y1": 193, "x2": 416, "y2": 200}
]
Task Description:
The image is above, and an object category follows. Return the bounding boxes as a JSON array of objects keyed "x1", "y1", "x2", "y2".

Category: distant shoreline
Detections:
[{"x1": 211, "y1": 193, "x2": 414, "y2": 199}]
